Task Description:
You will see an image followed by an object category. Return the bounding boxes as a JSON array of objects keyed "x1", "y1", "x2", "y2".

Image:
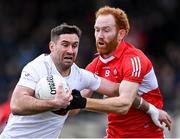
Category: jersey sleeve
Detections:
[
  {"x1": 17, "y1": 63, "x2": 39, "y2": 90},
  {"x1": 80, "y1": 69, "x2": 101, "y2": 91},
  {"x1": 122, "y1": 55, "x2": 152, "y2": 83}
]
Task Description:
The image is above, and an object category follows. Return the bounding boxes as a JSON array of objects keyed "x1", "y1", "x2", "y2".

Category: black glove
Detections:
[
  {"x1": 52, "y1": 89, "x2": 87, "y2": 115},
  {"x1": 66, "y1": 89, "x2": 87, "y2": 110}
]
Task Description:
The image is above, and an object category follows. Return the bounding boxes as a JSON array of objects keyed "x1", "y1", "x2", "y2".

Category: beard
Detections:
[{"x1": 96, "y1": 38, "x2": 118, "y2": 55}]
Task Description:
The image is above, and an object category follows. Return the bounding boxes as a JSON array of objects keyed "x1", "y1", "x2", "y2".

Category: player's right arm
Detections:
[
  {"x1": 75, "y1": 76, "x2": 172, "y2": 131},
  {"x1": 11, "y1": 84, "x2": 72, "y2": 115},
  {"x1": 10, "y1": 63, "x2": 72, "y2": 115}
]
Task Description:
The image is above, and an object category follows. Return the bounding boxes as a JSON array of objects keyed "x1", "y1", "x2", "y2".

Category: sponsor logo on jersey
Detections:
[{"x1": 47, "y1": 75, "x2": 56, "y2": 95}]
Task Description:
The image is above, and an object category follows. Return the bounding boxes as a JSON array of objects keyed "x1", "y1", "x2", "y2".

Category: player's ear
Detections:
[
  {"x1": 117, "y1": 29, "x2": 126, "y2": 42},
  {"x1": 49, "y1": 41, "x2": 55, "y2": 52}
]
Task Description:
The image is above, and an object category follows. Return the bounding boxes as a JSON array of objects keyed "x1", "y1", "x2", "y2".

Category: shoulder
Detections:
[
  {"x1": 17, "y1": 54, "x2": 50, "y2": 89},
  {"x1": 21, "y1": 54, "x2": 49, "y2": 77},
  {"x1": 122, "y1": 42, "x2": 152, "y2": 69},
  {"x1": 120, "y1": 42, "x2": 153, "y2": 81}
]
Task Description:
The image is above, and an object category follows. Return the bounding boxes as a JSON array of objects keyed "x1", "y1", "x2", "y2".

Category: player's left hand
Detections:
[
  {"x1": 158, "y1": 109, "x2": 172, "y2": 131},
  {"x1": 147, "y1": 104, "x2": 172, "y2": 131}
]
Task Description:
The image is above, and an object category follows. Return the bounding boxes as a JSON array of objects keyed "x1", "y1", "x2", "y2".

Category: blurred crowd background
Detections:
[{"x1": 0, "y1": 0, "x2": 180, "y2": 138}]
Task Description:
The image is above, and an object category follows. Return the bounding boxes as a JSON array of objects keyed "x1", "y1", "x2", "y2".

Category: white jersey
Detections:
[{"x1": 1, "y1": 54, "x2": 101, "y2": 138}]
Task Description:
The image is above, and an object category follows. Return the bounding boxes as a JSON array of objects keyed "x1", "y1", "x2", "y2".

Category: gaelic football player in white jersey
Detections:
[
  {"x1": 0, "y1": 23, "x2": 171, "y2": 138},
  {"x1": 0, "y1": 23, "x2": 118, "y2": 138}
]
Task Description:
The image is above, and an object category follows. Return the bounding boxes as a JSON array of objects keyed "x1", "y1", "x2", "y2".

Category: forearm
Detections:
[
  {"x1": 11, "y1": 94, "x2": 55, "y2": 115},
  {"x1": 128, "y1": 93, "x2": 163, "y2": 120},
  {"x1": 85, "y1": 96, "x2": 131, "y2": 114},
  {"x1": 66, "y1": 88, "x2": 135, "y2": 114},
  {"x1": 132, "y1": 95, "x2": 149, "y2": 112}
]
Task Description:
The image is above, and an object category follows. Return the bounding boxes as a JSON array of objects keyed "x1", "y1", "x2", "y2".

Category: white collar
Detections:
[{"x1": 99, "y1": 55, "x2": 115, "y2": 64}]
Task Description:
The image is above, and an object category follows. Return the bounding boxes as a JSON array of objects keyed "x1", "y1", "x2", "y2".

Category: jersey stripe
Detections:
[
  {"x1": 131, "y1": 58, "x2": 135, "y2": 77},
  {"x1": 131, "y1": 56, "x2": 141, "y2": 77},
  {"x1": 134, "y1": 57, "x2": 138, "y2": 77},
  {"x1": 137, "y1": 57, "x2": 141, "y2": 77}
]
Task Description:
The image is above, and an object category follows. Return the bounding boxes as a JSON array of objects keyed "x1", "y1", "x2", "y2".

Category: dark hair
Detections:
[{"x1": 51, "y1": 23, "x2": 82, "y2": 42}]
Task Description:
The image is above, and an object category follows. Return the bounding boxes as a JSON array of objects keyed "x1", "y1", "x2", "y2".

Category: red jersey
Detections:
[{"x1": 86, "y1": 41, "x2": 164, "y2": 138}]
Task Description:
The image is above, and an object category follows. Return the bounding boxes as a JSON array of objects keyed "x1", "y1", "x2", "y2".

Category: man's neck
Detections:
[
  {"x1": 50, "y1": 54, "x2": 71, "y2": 77},
  {"x1": 56, "y1": 66, "x2": 71, "y2": 77}
]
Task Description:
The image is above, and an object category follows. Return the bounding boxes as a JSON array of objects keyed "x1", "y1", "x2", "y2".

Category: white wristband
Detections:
[{"x1": 147, "y1": 103, "x2": 158, "y2": 114}]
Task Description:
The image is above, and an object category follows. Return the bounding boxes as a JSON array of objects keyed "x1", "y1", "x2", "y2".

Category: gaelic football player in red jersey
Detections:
[{"x1": 85, "y1": 6, "x2": 172, "y2": 138}]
